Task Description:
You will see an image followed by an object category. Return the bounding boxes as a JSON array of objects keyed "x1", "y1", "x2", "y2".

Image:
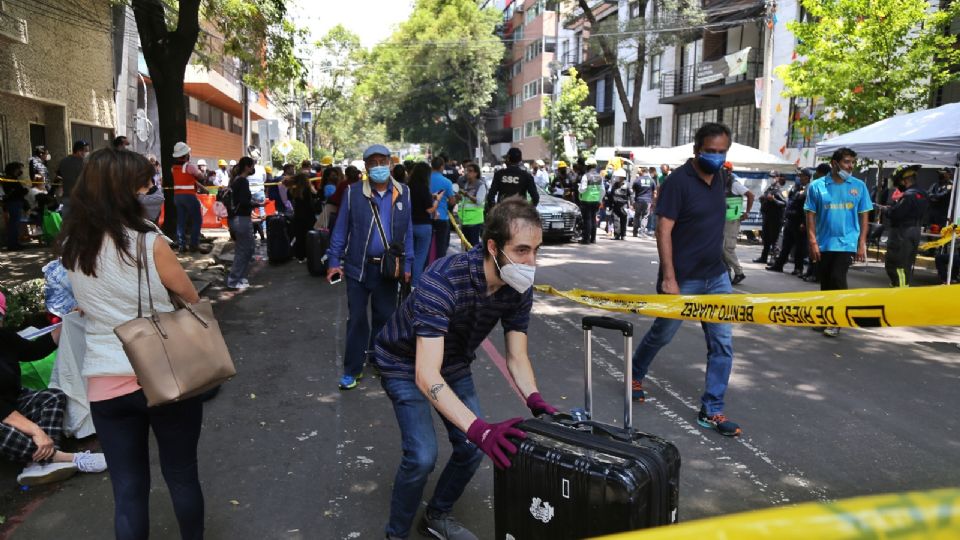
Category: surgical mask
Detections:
[
  {"x1": 837, "y1": 168, "x2": 852, "y2": 181},
  {"x1": 368, "y1": 166, "x2": 390, "y2": 183},
  {"x1": 494, "y1": 250, "x2": 536, "y2": 293},
  {"x1": 697, "y1": 153, "x2": 726, "y2": 173},
  {"x1": 324, "y1": 184, "x2": 336, "y2": 198}
]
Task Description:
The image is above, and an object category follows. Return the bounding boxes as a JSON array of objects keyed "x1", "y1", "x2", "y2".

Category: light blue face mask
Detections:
[{"x1": 368, "y1": 166, "x2": 391, "y2": 183}]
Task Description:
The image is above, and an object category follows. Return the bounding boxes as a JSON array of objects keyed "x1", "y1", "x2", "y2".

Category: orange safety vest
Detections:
[{"x1": 172, "y1": 163, "x2": 197, "y2": 193}]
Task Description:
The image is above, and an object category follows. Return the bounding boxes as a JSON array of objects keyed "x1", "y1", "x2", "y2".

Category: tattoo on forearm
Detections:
[{"x1": 429, "y1": 383, "x2": 445, "y2": 401}]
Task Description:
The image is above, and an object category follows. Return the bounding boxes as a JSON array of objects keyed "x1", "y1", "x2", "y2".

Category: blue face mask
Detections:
[
  {"x1": 323, "y1": 184, "x2": 336, "y2": 198},
  {"x1": 698, "y1": 152, "x2": 726, "y2": 173},
  {"x1": 368, "y1": 166, "x2": 391, "y2": 183}
]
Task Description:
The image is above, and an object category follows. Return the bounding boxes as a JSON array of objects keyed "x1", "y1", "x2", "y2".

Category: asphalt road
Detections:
[{"x1": 4, "y1": 231, "x2": 959, "y2": 539}]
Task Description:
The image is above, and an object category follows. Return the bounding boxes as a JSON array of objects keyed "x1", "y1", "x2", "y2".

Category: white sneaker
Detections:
[
  {"x1": 239, "y1": 278, "x2": 250, "y2": 287},
  {"x1": 17, "y1": 462, "x2": 78, "y2": 486},
  {"x1": 73, "y1": 451, "x2": 108, "y2": 473}
]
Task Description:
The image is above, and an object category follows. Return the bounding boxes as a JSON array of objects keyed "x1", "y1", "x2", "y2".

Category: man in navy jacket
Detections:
[{"x1": 326, "y1": 144, "x2": 414, "y2": 390}]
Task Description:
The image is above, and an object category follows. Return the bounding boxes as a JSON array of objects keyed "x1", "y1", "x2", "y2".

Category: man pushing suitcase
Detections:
[{"x1": 373, "y1": 198, "x2": 558, "y2": 540}]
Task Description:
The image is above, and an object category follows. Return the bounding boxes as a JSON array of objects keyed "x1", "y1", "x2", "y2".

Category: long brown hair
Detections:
[
  {"x1": 60, "y1": 148, "x2": 155, "y2": 276},
  {"x1": 288, "y1": 172, "x2": 312, "y2": 200}
]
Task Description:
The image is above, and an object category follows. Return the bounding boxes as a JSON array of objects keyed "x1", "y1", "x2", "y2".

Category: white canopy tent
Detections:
[
  {"x1": 815, "y1": 102, "x2": 960, "y2": 284},
  {"x1": 662, "y1": 142, "x2": 797, "y2": 173}
]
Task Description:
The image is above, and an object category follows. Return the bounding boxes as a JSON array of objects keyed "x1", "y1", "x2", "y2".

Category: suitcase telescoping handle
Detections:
[{"x1": 581, "y1": 316, "x2": 634, "y2": 431}]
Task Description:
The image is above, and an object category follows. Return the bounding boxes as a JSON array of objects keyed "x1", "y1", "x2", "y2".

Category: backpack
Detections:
[{"x1": 215, "y1": 183, "x2": 234, "y2": 218}]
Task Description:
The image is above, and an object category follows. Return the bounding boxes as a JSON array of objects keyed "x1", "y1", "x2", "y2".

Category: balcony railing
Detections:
[{"x1": 659, "y1": 60, "x2": 761, "y2": 100}]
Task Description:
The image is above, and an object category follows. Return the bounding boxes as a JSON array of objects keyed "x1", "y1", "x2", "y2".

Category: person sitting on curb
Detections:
[{"x1": 0, "y1": 291, "x2": 107, "y2": 485}]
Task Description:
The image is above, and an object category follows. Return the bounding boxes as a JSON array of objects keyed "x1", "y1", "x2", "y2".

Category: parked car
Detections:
[{"x1": 481, "y1": 174, "x2": 581, "y2": 242}]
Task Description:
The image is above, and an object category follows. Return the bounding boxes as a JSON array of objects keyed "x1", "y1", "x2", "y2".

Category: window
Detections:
[
  {"x1": 645, "y1": 117, "x2": 662, "y2": 146},
  {"x1": 596, "y1": 78, "x2": 606, "y2": 111},
  {"x1": 626, "y1": 66, "x2": 636, "y2": 98},
  {"x1": 207, "y1": 105, "x2": 225, "y2": 129},
  {"x1": 514, "y1": 24, "x2": 524, "y2": 42},
  {"x1": 787, "y1": 97, "x2": 825, "y2": 147},
  {"x1": 524, "y1": 40, "x2": 543, "y2": 63},
  {"x1": 230, "y1": 115, "x2": 243, "y2": 135},
  {"x1": 649, "y1": 54, "x2": 662, "y2": 90},
  {"x1": 186, "y1": 96, "x2": 199, "y2": 121},
  {"x1": 561, "y1": 40, "x2": 570, "y2": 66},
  {"x1": 523, "y1": 79, "x2": 541, "y2": 101},
  {"x1": 524, "y1": 120, "x2": 542, "y2": 138},
  {"x1": 512, "y1": 61, "x2": 522, "y2": 78},
  {"x1": 630, "y1": 1, "x2": 642, "y2": 18},
  {"x1": 597, "y1": 124, "x2": 614, "y2": 146},
  {"x1": 524, "y1": 0, "x2": 544, "y2": 24},
  {"x1": 673, "y1": 109, "x2": 718, "y2": 145},
  {"x1": 513, "y1": 127, "x2": 522, "y2": 141}
]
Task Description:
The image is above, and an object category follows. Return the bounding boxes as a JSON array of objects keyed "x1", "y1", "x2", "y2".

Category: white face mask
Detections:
[
  {"x1": 494, "y1": 249, "x2": 536, "y2": 293},
  {"x1": 837, "y1": 168, "x2": 852, "y2": 181}
]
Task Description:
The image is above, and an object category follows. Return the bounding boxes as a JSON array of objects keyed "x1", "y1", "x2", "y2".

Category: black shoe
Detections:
[
  {"x1": 765, "y1": 266, "x2": 783, "y2": 272},
  {"x1": 418, "y1": 511, "x2": 478, "y2": 540},
  {"x1": 791, "y1": 268, "x2": 803, "y2": 276},
  {"x1": 752, "y1": 257, "x2": 767, "y2": 264},
  {"x1": 802, "y1": 275, "x2": 819, "y2": 283},
  {"x1": 731, "y1": 273, "x2": 746, "y2": 285}
]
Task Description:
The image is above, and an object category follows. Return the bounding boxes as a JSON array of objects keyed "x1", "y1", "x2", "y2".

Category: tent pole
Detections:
[
  {"x1": 875, "y1": 160, "x2": 884, "y2": 220},
  {"x1": 946, "y1": 159, "x2": 959, "y2": 285}
]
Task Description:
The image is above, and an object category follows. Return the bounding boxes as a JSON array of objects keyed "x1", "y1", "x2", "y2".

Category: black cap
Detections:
[
  {"x1": 800, "y1": 167, "x2": 814, "y2": 178},
  {"x1": 73, "y1": 140, "x2": 89, "y2": 152},
  {"x1": 506, "y1": 147, "x2": 522, "y2": 163}
]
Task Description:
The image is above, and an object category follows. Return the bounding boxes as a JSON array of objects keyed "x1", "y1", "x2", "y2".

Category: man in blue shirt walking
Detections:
[
  {"x1": 326, "y1": 144, "x2": 415, "y2": 390},
  {"x1": 630, "y1": 123, "x2": 742, "y2": 437},
  {"x1": 430, "y1": 157, "x2": 457, "y2": 260},
  {"x1": 804, "y1": 147, "x2": 873, "y2": 338},
  {"x1": 374, "y1": 199, "x2": 557, "y2": 540}
]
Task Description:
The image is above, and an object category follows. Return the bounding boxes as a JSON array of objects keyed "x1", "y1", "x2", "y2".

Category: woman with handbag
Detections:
[{"x1": 61, "y1": 148, "x2": 206, "y2": 540}]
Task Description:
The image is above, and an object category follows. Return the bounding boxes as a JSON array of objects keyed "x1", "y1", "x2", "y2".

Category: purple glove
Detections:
[
  {"x1": 525, "y1": 392, "x2": 558, "y2": 416},
  {"x1": 466, "y1": 417, "x2": 526, "y2": 469}
]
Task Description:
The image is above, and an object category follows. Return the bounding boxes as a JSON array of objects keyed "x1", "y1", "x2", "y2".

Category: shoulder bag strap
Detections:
[
  {"x1": 369, "y1": 197, "x2": 390, "y2": 248},
  {"x1": 137, "y1": 233, "x2": 156, "y2": 315}
]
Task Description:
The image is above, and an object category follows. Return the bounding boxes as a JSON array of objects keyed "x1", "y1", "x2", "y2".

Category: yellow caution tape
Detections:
[
  {"x1": 594, "y1": 488, "x2": 960, "y2": 540},
  {"x1": 449, "y1": 215, "x2": 474, "y2": 250},
  {"x1": 919, "y1": 225, "x2": 957, "y2": 251},
  {"x1": 535, "y1": 283, "x2": 960, "y2": 328}
]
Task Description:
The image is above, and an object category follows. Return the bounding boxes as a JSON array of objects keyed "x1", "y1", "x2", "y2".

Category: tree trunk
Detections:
[{"x1": 132, "y1": 0, "x2": 201, "y2": 238}]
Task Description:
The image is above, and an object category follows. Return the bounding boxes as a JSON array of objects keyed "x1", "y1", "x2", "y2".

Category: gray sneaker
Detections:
[
  {"x1": 823, "y1": 327, "x2": 840, "y2": 338},
  {"x1": 417, "y1": 511, "x2": 477, "y2": 540}
]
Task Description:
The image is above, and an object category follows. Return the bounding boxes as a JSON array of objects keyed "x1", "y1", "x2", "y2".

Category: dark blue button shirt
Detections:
[
  {"x1": 374, "y1": 246, "x2": 533, "y2": 381},
  {"x1": 655, "y1": 159, "x2": 727, "y2": 282}
]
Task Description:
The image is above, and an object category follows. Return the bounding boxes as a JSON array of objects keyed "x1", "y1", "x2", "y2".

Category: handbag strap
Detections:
[
  {"x1": 135, "y1": 232, "x2": 157, "y2": 317},
  {"x1": 369, "y1": 196, "x2": 390, "y2": 249}
]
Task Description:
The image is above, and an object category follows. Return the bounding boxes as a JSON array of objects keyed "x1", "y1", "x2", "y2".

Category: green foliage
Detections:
[
  {"x1": 778, "y1": 0, "x2": 960, "y2": 136},
  {"x1": 0, "y1": 279, "x2": 46, "y2": 331},
  {"x1": 542, "y1": 68, "x2": 598, "y2": 158},
  {"x1": 357, "y1": 0, "x2": 505, "y2": 155},
  {"x1": 271, "y1": 139, "x2": 309, "y2": 167},
  {"x1": 202, "y1": 0, "x2": 307, "y2": 93}
]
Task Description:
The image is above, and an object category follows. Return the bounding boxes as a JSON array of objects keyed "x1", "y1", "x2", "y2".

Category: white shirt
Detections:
[
  {"x1": 730, "y1": 179, "x2": 749, "y2": 196},
  {"x1": 534, "y1": 169, "x2": 550, "y2": 189},
  {"x1": 214, "y1": 168, "x2": 230, "y2": 187},
  {"x1": 67, "y1": 227, "x2": 175, "y2": 377}
]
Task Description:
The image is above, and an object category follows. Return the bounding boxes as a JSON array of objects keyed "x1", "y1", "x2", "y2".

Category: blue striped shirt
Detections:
[{"x1": 374, "y1": 246, "x2": 533, "y2": 381}]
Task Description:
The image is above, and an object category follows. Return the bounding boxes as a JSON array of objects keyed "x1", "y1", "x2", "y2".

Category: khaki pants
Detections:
[{"x1": 723, "y1": 219, "x2": 742, "y2": 275}]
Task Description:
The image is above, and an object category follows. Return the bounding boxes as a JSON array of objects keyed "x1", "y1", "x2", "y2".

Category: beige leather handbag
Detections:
[{"x1": 114, "y1": 233, "x2": 235, "y2": 406}]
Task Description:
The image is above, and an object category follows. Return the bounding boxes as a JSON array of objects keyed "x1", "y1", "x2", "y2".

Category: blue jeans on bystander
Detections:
[
  {"x1": 174, "y1": 194, "x2": 202, "y2": 249},
  {"x1": 343, "y1": 264, "x2": 399, "y2": 378},
  {"x1": 412, "y1": 223, "x2": 433, "y2": 287},
  {"x1": 632, "y1": 271, "x2": 734, "y2": 415}
]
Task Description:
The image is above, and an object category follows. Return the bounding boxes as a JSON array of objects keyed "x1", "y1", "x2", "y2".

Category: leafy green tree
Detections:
[
  {"x1": 358, "y1": 0, "x2": 504, "y2": 157},
  {"x1": 128, "y1": 0, "x2": 305, "y2": 234},
  {"x1": 777, "y1": 0, "x2": 960, "y2": 137},
  {"x1": 573, "y1": 0, "x2": 702, "y2": 146},
  {"x1": 542, "y1": 68, "x2": 598, "y2": 158}
]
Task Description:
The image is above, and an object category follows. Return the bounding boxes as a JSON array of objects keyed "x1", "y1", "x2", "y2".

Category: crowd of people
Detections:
[{"x1": 0, "y1": 118, "x2": 955, "y2": 540}]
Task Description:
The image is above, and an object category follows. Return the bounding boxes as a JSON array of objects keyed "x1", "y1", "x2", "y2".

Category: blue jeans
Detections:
[
  {"x1": 228, "y1": 216, "x2": 255, "y2": 287},
  {"x1": 5, "y1": 199, "x2": 23, "y2": 249},
  {"x1": 174, "y1": 194, "x2": 202, "y2": 248},
  {"x1": 344, "y1": 264, "x2": 399, "y2": 378},
  {"x1": 90, "y1": 390, "x2": 204, "y2": 540},
  {"x1": 647, "y1": 207, "x2": 657, "y2": 232},
  {"x1": 412, "y1": 223, "x2": 433, "y2": 287},
  {"x1": 632, "y1": 271, "x2": 734, "y2": 415},
  {"x1": 381, "y1": 374, "x2": 484, "y2": 538}
]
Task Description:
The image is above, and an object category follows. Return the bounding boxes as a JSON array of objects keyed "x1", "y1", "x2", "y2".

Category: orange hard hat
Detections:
[{"x1": 723, "y1": 161, "x2": 734, "y2": 170}]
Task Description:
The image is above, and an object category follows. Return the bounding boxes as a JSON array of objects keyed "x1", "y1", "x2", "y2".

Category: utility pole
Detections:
[
  {"x1": 758, "y1": 0, "x2": 776, "y2": 153},
  {"x1": 241, "y1": 73, "x2": 251, "y2": 151}
]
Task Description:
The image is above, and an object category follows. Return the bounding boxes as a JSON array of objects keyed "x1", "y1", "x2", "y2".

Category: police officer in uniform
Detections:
[
  {"x1": 486, "y1": 147, "x2": 539, "y2": 211},
  {"x1": 767, "y1": 168, "x2": 812, "y2": 275},
  {"x1": 578, "y1": 157, "x2": 603, "y2": 244},
  {"x1": 880, "y1": 166, "x2": 929, "y2": 287},
  {"x1": 754, "y1": 172, "x2": 787, "y2": 264}
]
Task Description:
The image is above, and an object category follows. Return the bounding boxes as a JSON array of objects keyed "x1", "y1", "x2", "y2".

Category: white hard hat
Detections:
[
  {"x1": 229, "y1": 160, "x2": 237, "y2": 166},
  {"x1": 172, "y1": 142, "x2": 191, "y2": 158},
  {"x1": 613, "y1": 168, "x2": 627, "y2": 178},
  {"x1": 535, "y1": 159, "x2": 545, "y2": 167},
  {"x1": 197, "y1": 159, "x2": 207, "y2": 166}
]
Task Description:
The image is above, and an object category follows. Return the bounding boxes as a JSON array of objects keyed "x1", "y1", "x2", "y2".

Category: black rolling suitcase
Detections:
[
  {"x1": 495, "y1": 316, "x2": 680, "y2": 539},
  {"x1": 266, "y1": 215, "x2": 292, "y2": 264},
  {"x1": 306, "y1": 229, "x2": 329, "y2": 276}
]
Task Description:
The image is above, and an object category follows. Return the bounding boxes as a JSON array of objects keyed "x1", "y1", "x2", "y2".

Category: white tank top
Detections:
[{"x1": 67, "y1": 226, "x2": 175, "y2": 377}]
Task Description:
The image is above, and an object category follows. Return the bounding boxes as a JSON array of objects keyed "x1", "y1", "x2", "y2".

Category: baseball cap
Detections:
[
  {"x1": 800, "y1": 167, "x2": 815, "y2": 177},
  {"x1": 723, "y1": 161, "x2": 733, "y2": 170},
  {"x1": 535, "y1": 159, "x2": 545, "y2": 167},
  {"x1": 73, "y1": 140, "x2": 89, "y2": 152},
  {"x1": 363, "y1": 144, "x2": 391, "y2": 160}
]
